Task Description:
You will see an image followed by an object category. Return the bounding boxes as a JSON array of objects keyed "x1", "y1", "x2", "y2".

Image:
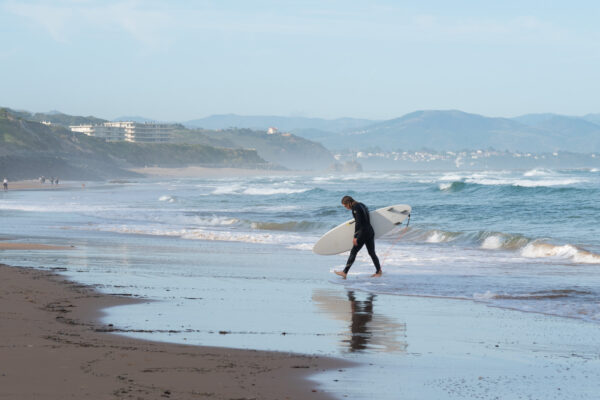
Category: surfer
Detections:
[{"x1": 335, "y1": 196, "x2": 382, "y2": 279}]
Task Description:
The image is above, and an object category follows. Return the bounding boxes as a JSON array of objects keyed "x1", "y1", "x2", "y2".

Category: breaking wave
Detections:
[
  {"x1": 211, "y1": 185, "x2": 310, "y2": 196},
  {"x1": 521, "y1": 242, "x2": 600, "y2": 264},
  {"x1": 403, "y1": 228, "x2": 600, "y2": 264},
  {"x1": 158, "y1": 195, "x2": 177, "y2": 203},
  {"x1": 90, "y1": 225, "x2": 304, "y2": 245},
  {"x1": 438, "y1": 181, "x2": 467, "y2": 192},
  {"x1": 523, "y1": 168, "x2": 554, "y2": 177}
]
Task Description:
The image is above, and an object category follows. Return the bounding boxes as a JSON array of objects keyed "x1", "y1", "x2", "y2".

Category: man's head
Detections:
[{"x1": 341, "y1": 195, "x2": 355, "y2": 210}]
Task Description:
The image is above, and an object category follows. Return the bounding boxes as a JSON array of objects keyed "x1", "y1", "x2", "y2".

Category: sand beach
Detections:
[
  {"x1": 1, "y1": 180, "x2": 75, "y2": 191},
  {"x1": 0, "y1": 263, "x2": 345, "y2": 400}
]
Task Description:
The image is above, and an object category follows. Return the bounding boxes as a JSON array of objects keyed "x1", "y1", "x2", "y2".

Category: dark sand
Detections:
[
  {"x1": 2, "y1": 180, "x2": 73, "y2": 190},
  {"x1": 0, "y1": 264, "x2": 347, "y2": 400}
]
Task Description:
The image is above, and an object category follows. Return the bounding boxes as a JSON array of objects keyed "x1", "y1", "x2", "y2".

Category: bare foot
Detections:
[
  {"x1": 334, "y1": 270, "x2": 347, "y2": 279},
  {"x1": 371, "y1": 270, "x2": 383, "y2": 278}
]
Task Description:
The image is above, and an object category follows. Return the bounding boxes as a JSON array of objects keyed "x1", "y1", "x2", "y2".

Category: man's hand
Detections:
[{"x1": 353, "y1": 238, "x2": 358, "y2": 246}]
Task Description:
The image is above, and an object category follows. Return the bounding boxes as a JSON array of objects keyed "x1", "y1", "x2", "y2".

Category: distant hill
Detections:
[
  {"x1": 113, "y1": 116, "x2": 161, "y2": 123},
  {"x1": 582, "y1": 113, "x2": 600, "y2": 126},
  {"x1": 0, "y1": 109, "x2": 268, "y2": 180},
  {"x1": 172, "y1": 128, "x2": 334, "y2": 170},
  {"x1": 320, "y1": 110, "x2": 600, "y2": 152},
  {"x1": 332, "y1": 110, "x2": 541, "y2": 151},
  {"x1": 185, "y1": 114, "x2": 377, "y2": 133},
  {"x1": 3, "y1": 107, "x2": 107, "y2": 127}
]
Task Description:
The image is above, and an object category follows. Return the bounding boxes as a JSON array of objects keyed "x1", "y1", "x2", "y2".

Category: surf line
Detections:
[{"x1": 380, "y1": 213, "x2": 411, "y2": 267}]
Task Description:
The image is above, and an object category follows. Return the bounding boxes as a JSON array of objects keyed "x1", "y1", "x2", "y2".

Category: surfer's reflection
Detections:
[
  {"x1": 313, "y1": 289, "x2": 407, "y2": 353},
  {"x1": 346, "y1": 291, "x2": 375, "y2": 351}
]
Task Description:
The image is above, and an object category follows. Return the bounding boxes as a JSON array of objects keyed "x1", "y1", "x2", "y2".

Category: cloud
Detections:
[
  {"x1": 3, "y1": 0, "x2": 173, "y2": 47},
  {"x1": 4, "y1": 1, "x2": 73, "y2": 42},
  {"x1": 3, "y1": 1, "x2": 596, "y2": 51}
]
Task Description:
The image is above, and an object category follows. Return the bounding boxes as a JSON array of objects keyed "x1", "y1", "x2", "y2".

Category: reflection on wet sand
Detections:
[{"x1": 313, "y1": 289, "x2": 407, "y2": 353}]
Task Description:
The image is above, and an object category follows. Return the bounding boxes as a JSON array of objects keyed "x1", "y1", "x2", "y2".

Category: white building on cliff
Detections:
[{"x1": 69, "y1": 122, "x2": 174, "y2": 143}]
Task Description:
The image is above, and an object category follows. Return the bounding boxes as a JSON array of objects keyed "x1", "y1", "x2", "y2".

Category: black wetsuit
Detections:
[{"x1": 344, "y1": 202, "x2": 381, "y2": 274}]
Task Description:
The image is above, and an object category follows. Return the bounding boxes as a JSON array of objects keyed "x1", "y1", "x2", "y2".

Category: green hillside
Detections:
[
  {"x1": 3, "y1": 107, "x2": 107, "y2": 126},
  {"x1": 172, "y1": 128, "x2": 334, "y2": 170},
  {"x1": 0, "y1": 109, "x2": 268, "y2": 180}
]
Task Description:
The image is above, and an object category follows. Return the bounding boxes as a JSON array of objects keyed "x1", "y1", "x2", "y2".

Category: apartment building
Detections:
[{"x1": 69, "y1": 122, "x2": 173, "y2": 143}]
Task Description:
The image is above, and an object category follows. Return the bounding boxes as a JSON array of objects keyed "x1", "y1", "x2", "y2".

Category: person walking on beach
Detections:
[
  {"x1": 335, "y1": 196, "x2": 382, "y2": 279},
  {"x1": 3, "y1": 178, "x2": 7, "y2": 191}
]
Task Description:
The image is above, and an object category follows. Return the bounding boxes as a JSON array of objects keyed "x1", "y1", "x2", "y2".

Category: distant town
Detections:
[{"x1": 334, "y1": 149, "x2": 600, "y2": 170}]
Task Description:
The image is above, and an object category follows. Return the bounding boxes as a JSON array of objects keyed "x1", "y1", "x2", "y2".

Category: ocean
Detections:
[{"x1": 2, "y1": 168, "x2": 600, "y2": 398}]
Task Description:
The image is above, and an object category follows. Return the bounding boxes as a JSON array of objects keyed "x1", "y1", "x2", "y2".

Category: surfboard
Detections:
[{"x1": 313, "y1": 204, "x2": 411, "y2": 255}]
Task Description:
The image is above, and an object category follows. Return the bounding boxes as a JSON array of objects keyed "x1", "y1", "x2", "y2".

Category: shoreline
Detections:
[
  {"x1": 0, "y1": 242, "x2": 74, "y2": 250},
  {"x1": 0, "y1": 263, "x2": 348, "y2": 400},
  {"x1": 1, "y1": 180, "x2": 76, "y2": 191},
  {"x1": 130, "y1": 166, "x2": 318, "y2": 178}
]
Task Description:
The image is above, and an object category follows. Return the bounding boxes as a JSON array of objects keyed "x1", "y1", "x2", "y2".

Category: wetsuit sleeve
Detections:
[{"x1": 352, "y1": 203, "x2": 370, "y2": 239}]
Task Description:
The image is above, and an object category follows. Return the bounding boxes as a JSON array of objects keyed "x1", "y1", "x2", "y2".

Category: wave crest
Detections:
[
  {"x1": 438, "y1": 181, "x2": 466, "y2": 192},
  {"x1": 521, "y1": 242, "x2": 600, "y2": 264}
]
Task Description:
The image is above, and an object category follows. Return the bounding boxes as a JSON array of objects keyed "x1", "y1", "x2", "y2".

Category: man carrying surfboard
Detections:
[{"x1": 335, "y1": 196, "x2": 382, "y2": 279}]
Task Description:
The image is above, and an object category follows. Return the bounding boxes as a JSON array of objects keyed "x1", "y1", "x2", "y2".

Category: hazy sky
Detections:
[{"x1": 1, "y1": 0, "x2": 599, "y2": 121}]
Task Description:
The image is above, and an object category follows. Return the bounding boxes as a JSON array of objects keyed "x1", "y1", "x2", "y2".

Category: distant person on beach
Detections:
[
  {"x1": 55, "y1": 177, "x2": 59, "y2": 185},
  {"x1": 335, "y1": 196, "x2": 382, "y2": 279},
  {"x1": 3, "y1": 178, "x2": 7, "y2": 191}
]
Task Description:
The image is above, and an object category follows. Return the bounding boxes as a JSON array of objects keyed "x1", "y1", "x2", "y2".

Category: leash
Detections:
[{"x1": 381, "y1": 213, "x2": 410, "y2": 267}]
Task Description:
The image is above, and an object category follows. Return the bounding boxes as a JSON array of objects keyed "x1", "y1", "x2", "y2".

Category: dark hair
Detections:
[{"x1": 341, "y1": 195, "x2": 355, "y2": 206}]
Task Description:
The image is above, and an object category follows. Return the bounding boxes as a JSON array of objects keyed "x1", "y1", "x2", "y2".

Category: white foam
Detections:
[
  {"x1": 242, "y1": 187, "x2": 309, "y2": 195},
  {"x1": 158, "y1": 195, "x2": 177, "y2": 203},
  {"x1": 481, "y1": 236, "x2": 503, "y2": 250},
  {"x1": 286, "y1": 243, "x2": 314, "y2": 251},
  {"x1": 211, "y1": 184, "x2": 243, "y2": 195},
  {"x1": 521, "y1": 243, "x2": 600, "y2": 264},
  {"x1": 424, "y1": 230, "x2": 457, "y2": 243},
  {"x1": 209, "y1": 183, "x2": 309, "y2": 196},
  {"x1": 191, "y1": 216, "x2": 239, "y2": 226},
  {"x1": 473, "y1": 291, "x2": 498, "y2": 300},
  {"x1": 523, "y1": 168, "x2": 553, "y2": 177},
  {"x1": 438, "y1": 183, "x2": 452, "y2": 191},
  {"x1": 467, "y1": 178, "x2": 582, "y2": 187},
  {"x1": 88, "y1": 224, "x2": 306, "y2": 246},
  {"x1": 439, "y1": 174, "x2": 463, "y2": 181}
]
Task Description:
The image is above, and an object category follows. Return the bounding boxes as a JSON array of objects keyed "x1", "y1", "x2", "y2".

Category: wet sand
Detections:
[
  {"x1": 1, "y1": 180, "x2": 73, "y2": 190},
  {"x1": 0, "y1": 264, "x2": 347, "y2": 400}
]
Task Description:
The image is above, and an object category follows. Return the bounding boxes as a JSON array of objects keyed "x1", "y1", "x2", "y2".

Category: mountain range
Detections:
[
  {"x1": 184, "y1": 110, "x2": 600, "y2": 152},
  {"x1": 5, "y1": 106, "x2": 600, "y2": 154}
]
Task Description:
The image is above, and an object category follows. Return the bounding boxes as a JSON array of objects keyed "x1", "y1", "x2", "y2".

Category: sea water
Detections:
[{"x1": 2, "y1": 169, "x2": 600, "y2": 398}]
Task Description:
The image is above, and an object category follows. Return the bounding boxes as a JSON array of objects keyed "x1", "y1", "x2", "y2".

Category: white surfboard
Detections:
[{"x1": 313, "y1": 204, "x2": 411, "y2": 255}]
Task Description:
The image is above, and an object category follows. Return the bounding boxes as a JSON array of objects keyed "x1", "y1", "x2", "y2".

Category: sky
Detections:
[{"x1": 1, "y1": 0, "x2": 599, "y2": 121}]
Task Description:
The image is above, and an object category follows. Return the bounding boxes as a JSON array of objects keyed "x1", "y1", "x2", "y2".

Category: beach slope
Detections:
[{"x1": 0, "y1": 264, "x2": 345, "y2": 400}]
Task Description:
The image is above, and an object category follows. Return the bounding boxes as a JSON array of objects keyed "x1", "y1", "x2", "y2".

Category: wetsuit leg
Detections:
[
  {"x1": 344, "y1": 241, "x2": 365, "y2": 274},
  {"x1": 365, "y1": 236, "x2": 381, "y2": 272}
]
